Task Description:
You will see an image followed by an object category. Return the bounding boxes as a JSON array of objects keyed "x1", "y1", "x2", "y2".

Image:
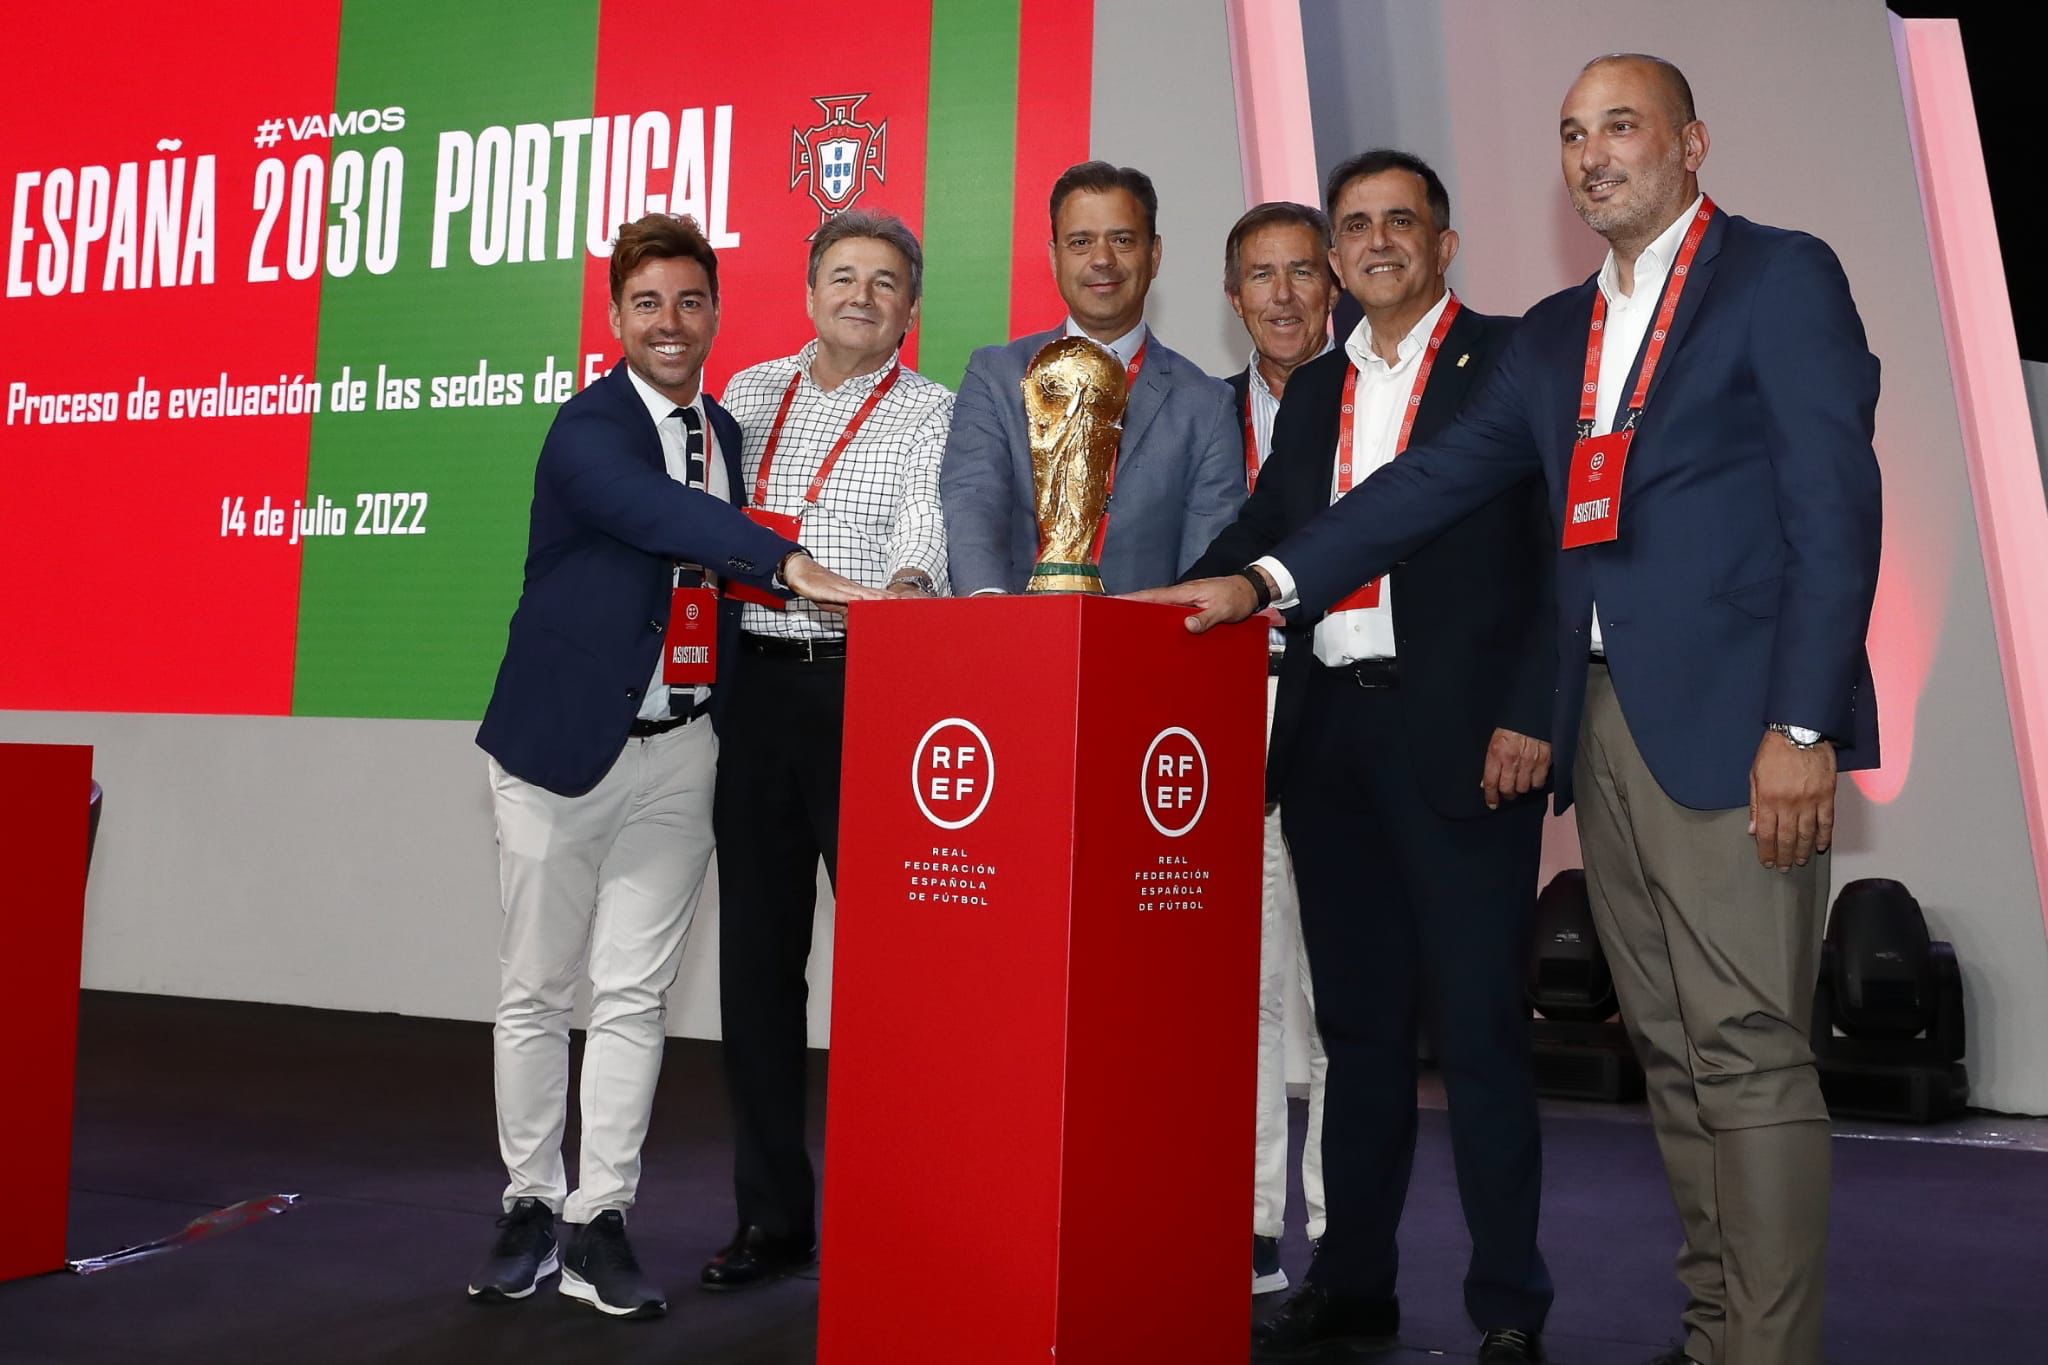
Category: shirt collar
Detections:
[
  {"x1": 623, "y1": 362, "x2": 703, "y2": 427},
  {"x1": 1598, "y1": 192, "x2": 1705, "y2": 304},
  {"x1": 1063, "y1": 317, "x2": 1149, "y2": 369},
  {"x1": 797, "y1": 337, "x2": 903, "y2": 397},
  {"x1": 1343, "y1": 287, "x2": 1452, "y2": 374},
  {"x1": 1246, "y1": 336, "x2": 1335, "y2": 401}
]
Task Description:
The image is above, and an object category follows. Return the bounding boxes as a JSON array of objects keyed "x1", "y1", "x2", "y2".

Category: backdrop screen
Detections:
[{"x1": 1, "y1": 0, "x2": 1087, "y2": 718}]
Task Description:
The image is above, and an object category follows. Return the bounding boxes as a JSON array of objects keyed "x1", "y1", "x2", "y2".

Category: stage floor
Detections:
[{"x1": 0, "y1": 992, "x2": 2037, "y2": 1363}]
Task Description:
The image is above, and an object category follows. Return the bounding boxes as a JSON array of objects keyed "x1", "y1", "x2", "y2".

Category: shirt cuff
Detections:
[{"x1": 1252, "y1": 555, "x2": 1300, "y2": 610}]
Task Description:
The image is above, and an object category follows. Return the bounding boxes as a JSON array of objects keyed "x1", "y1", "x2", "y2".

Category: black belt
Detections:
[
  {"x1": 741, "y1": 632, "x2": 847, "y2": 662},
  {"x1": 1589, "y1": 652, "x2": 1608, "y2": 666},
  {"x1": 628, "y1": 692, "x2": 708, "y2": 737},
  {"x1": 1325, "y1": 657, "x2": 1399, "y2": 689},
  {"x1": 1268, "y1": 651, "x2": 1287, "y2": 678}
]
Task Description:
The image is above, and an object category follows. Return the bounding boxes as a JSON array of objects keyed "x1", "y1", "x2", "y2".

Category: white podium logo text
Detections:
[
  {"x1": 912, "y1": 718, "x2": 995, "y2": 830},
  {"x1": 1141, "y1": 726, "x2": 1208, "y2": 838}
]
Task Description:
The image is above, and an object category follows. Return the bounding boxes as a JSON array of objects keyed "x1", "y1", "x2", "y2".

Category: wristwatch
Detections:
[
  {"x1": 1767, "y1": 722, "x2": 1824, "y2": 750},
  {"x1": 889, "y1": 569, "x2": 936, "y2": 595}
]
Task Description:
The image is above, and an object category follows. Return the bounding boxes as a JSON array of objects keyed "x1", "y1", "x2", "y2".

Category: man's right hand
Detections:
[
  {"x1": 1122, "y1": 570, "x2": 1266, "y2": 634},
  {"x1": 782, "y1": 552, "x2": 889, "y2": 615}
]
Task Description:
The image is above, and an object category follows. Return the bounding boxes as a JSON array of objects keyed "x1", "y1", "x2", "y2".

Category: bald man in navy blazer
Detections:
[
  {"x1": 1140, "y1": 56, "x2": 1881, "y2": 1365},
  {"x1": 941, "y1": 160, "x2": 1243, "y2": 594}
]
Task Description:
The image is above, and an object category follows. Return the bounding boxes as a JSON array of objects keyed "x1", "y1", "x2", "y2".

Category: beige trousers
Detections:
[{"x1": 1573, "y1": 665, "x2": 1831, "y2": 1365}]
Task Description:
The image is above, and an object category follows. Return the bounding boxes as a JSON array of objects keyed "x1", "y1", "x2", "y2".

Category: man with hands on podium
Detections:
[
  {"x1": 1136, "y1": 54, "x2": 1882, "y2": 1365},
  {"x1": 700, "y1": 210, "x2": 953, "y2": 1292},
  {"x1": 1189, "y1": 152, "x2": 1555, "y2": 1365},
  {"x1": 941, "y1": 160, "x2": 1244, "y2": 594},
  {"x1": 470, "y1": 212, "x2": 882, "y2": 1321}
]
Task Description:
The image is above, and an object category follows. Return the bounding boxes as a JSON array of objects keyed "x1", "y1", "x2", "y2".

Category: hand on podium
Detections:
[
  {"x1": 783, "y1": 552, "x2": 890, "y2": 616},
  {"x1": 1122, "y1": 565, "x2": 1273, "y2": 633}
]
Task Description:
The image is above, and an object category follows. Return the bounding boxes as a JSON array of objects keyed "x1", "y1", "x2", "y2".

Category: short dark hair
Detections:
[
  {"x1": 1049, "y1": 160, "x2": 1159, "y2": 238},
  {"x1": 807, "y1": 210, "x2": 925, "y2": 301},
  {"x1": 1581, "y1": 52, "x2": 1697, "y2": 128},
  {"x1": 609, "y1": 212, "x2": 719, "y2": 304},
  {"x1": 1322, "y1": 149, "x2": 1451, "y2": 233},
  {"x1": 1223, "y1": 201, "x2": 1335, "y2": 293}
]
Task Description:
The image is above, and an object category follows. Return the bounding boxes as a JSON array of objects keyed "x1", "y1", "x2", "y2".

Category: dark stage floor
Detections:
[{"x1": 0, "y1": 993, "x2": 2037, "y2": 1363}]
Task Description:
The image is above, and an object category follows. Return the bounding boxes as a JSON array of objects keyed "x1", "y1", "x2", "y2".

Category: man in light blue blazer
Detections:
[{"x1": 941, "y1": 161, "x2": 1244, "y2": 594}]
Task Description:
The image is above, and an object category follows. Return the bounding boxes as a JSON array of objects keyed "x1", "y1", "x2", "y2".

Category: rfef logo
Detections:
[
  {"x1": 1141, "y1": 727, "x2": 1208, "y2": 838},
  {"x1": 912, "y1": 718, "x2": 994, "y2": 830}
]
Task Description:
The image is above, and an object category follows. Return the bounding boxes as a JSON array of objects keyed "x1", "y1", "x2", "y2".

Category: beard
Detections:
[{"x1": 1571, "y1": 150, "x2": 1688, "y2": 243}]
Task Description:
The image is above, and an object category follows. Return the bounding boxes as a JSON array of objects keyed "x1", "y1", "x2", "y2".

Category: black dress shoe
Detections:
[
  {"x1": 1479, "y1": 1327, "x2": 1545, "y2": 1362},
  {"x1": 699, "y1": 1223, "x2": 818, "y2": 1291},
  {"x1": 1251, "y1": 1282, "x2": 1399, "y2": 1360}
]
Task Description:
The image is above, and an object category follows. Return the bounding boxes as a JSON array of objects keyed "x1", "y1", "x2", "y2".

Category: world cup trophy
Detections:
[{"x1": 1021, "y1": 336, "x2": 1130, "y2": 594}]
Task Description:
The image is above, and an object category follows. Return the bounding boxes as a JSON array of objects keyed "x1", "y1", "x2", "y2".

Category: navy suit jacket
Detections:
[
  {"x1": 1270, "y1": 211, "x2": 1882, "y2": 812},
  {"x1": 940, "y1": 327, "x2": 1245, "y2": 593},
  {"x1": 477, "y1": 361, "x2": 801, "y2": 797},
  {"x1": 1194, "y1": 306, "x2": 1553, "y2": 817}
]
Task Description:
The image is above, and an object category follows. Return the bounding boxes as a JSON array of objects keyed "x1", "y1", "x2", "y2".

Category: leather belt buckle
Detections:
[{"x1": 1345, "y1": 657, "x2": 1399, "y2": 689}]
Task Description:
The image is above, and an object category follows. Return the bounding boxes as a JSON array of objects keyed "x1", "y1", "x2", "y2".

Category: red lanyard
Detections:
[
  {"x1": 1578, "y1": 197, "x2": 1714, "y2": 436},
  {"x1": 1333, "y1": 292, "x2": 1461, "y2": 495},
  {"x1": 751, "y1": 359, "x2": 902, "y2": 509},
  {"x1": 1243, "y1": 397, "x2": 1259, "y2": 492}
]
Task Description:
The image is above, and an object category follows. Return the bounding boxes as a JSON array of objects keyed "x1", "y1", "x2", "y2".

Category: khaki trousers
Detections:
[{"x1": 1573, "y1": 665, "x2": 1830, "y2": 1365}]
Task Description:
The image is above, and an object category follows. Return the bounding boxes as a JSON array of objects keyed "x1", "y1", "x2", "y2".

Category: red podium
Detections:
[
  {"x1": 2, "y1": 742, "x2": 93, "y2": 1283},
  {"x1": 817, "y1": 596, "x2": 1266, "y2": 1364}
]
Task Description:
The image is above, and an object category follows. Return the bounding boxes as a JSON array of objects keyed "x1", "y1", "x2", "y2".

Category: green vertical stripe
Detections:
[
  {"x1": 292, "y1": 0, "x2": 598, "y2": 718},
  {"x1": 918, "y1": 0, "x2": 1021, "y2": 391}
]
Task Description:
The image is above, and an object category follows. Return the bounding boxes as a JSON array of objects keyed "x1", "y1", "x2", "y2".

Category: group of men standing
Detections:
[{"x1": 465, "y1": 49, "x2": 1880, "y2": 1365}]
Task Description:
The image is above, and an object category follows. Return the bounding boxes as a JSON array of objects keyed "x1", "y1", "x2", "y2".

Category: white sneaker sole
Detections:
[
  {"x1": 559, "y1": 1267, "x2": 667, "y2": 1318},
  {"x1": 1252, "y1": 1267, "x2": 1290, "y2": 1295},
  {"x1": 468, "y1": 1246, "x2": 559, "y2": 1300}
]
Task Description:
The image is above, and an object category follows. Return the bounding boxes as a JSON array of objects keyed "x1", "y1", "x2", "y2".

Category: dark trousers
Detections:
[
  {"x1": 1280, "y1": 667, "x2": 1552, "y2": 1333},
  {"x1": 711, "y1": 646, "x2": 847, "y2": 1245}
]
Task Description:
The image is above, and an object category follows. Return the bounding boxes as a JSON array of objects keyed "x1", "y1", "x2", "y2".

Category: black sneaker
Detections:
[
  {"x1": 1252, "y1": 1282, "x2": 1399, "y2": 1360},
  {"x1": 467, "y1": 1197, "x2": 558, "y2": 1302},
  {"x1": 1252, "y1": 1234, "x2": 1289, "y2": 1295},
  {"x1": 559, "y1": 1210, "x2": 666, "y2": 1319},
  {"x1": 1480, "y1": 1327, "x2": 1546, "y2": 1362}
]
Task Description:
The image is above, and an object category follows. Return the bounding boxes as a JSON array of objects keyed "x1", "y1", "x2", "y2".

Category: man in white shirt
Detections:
[
  {"x1": 1218, "y1": 200, "x2": 1336, "y2": 1302},
  {"x1": 1187, "y1": 152, "x2": 1555, "y2": 1365},
  {"x1": 940, "y1": 161, "x2": 1244, "y2": 594},
  {"x1": 700, "y1": 210, "x2": 952, "y2": 1292}
]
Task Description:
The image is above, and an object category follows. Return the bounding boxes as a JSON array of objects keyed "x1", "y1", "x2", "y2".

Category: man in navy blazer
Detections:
[
  {"x1": 470, "y1": 213, "x2": 878, "y2": 1320},
  {"x1": 941, "y1": 160, "x2": 1243, "y2": 593},
  {"x1": 1140, "y1": 56, "x2": 1881, "y2": 1365}
]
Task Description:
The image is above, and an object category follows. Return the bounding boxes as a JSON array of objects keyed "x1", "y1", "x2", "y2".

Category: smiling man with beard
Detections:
[
  {"x1": 940, "y1": 160, "x2": 1243, "y2": 595},
  {"x1": 1186, "y1": 152, "x2": 1555, "y2": 1365}
]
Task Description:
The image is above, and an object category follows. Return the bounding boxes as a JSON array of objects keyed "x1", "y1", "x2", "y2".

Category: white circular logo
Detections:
[
  {"x1": 1141, "y1": 727, "x2": 1209, "y2": 838},
  {"x1": 1589, "y1": 450, "x2": 1606, "y2": 472},
  {"x1": 912, "y1": 718, "x2": 995, "y2": 830},
  {"x1": 685, "y1": 601, "x2": 701, "y2": 621}
]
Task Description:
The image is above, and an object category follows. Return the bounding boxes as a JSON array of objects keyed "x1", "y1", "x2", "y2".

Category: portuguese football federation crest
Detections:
[{"x1": 791, "y1": 94, "x2": 888, "y2": 225}]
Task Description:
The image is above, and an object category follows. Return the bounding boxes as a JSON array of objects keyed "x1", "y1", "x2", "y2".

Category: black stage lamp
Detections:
[
  {"x1": 1525, "y1": 869, "x2": 1644, "y2": 1102},
  {"x1": 1811, "y1": 878, "x2": 1969, "y2": 1122}
]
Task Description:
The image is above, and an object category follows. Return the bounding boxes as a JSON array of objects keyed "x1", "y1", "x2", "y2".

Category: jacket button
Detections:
[
  {"x1": 626, "y1": 688, "x2": 641, "y2": 700},
  {"x1": 650, "y1": 620, "x2": 663, "y2": 632}
]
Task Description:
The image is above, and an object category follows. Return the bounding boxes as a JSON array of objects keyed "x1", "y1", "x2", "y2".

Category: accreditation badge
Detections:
[
  {"x1": 1561, "y1": 430, "x2": 1632, "y2": 549},
  {"x1": 663, "y1": 585, "x2": 719, "y2": 685},
  {"x1": 727, "y1": 506, "x2": 802, "y2": 609}
]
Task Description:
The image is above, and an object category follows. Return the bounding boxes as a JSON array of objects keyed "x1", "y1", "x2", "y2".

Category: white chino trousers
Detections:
[{"x1": 488, "y1": 717, "x2": 718, "y2": 1223}]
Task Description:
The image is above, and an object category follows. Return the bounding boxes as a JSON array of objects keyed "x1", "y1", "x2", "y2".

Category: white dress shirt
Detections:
[
  {"x1": 1586, "y1": 194, "x2": 1703, "y2": 655},
  {"x1": 1254, "y1": 290, "x2": 1454, "y2": 664},
  {"x1": 1064, "y1": 317, "x2": 1149, "y2": 369},
  {"x1": 624, "y1": 365, "x2": 727, "y2": 720}
]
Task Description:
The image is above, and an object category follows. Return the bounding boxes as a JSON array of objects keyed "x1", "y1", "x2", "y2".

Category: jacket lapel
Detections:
[
  {"x1": 1115, "y1": 338, "x2": 1167, "y2": 468},
  {"x1": 1616, "y1": 207, "x2": 1727, "y2": 420},
  {"x1": 1411, "y1": 305, "x2": 1484, "y2": 438}
]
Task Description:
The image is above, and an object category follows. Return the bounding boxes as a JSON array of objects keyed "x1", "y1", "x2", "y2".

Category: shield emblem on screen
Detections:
[{"x1": 791, "y1": 93, "x2": 888, "y2": 224}]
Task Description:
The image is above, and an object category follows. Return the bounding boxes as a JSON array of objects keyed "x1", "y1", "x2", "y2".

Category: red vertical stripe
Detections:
[{"x1": 1007, "y1": 0, "x2": 1094, "y2": 336}]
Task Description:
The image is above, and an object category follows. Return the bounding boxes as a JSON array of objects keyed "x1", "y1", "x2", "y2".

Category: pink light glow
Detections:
[
  {"x1": 1222, "y1": 0, "x2": 1319, "y2": 208},
  {"x1": 1894, "y1": 19, "x2": 2048, "y2": 927}
]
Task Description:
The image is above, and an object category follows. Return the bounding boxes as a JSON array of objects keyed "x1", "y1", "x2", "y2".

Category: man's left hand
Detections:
[
  {"x1": 1748, "y1": 731, "x2": 1837, "y2": 871},
  {"x1": 1481, "y1": 728, "x2": 1551, "y2": 809}
]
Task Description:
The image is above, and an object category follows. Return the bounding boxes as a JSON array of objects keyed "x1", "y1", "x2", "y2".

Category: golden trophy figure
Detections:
[{"x1": 1021, "y1": 336, "x2": 1130, "y2": 594}]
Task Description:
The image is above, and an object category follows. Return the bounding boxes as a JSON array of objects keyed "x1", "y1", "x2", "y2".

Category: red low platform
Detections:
[{"x1": 818, "y1": 596, "x2": 1265, "y2": 1364}]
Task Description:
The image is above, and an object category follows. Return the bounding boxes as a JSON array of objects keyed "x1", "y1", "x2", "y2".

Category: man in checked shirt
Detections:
[{"x1": 698, "y1": 209, "x2": 951, "y2": 1291}]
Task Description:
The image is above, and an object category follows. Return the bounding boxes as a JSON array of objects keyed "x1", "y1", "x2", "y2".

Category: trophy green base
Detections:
[{"x1": 1025, "y1": 562, "x2": 1105, "y2": 595}]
